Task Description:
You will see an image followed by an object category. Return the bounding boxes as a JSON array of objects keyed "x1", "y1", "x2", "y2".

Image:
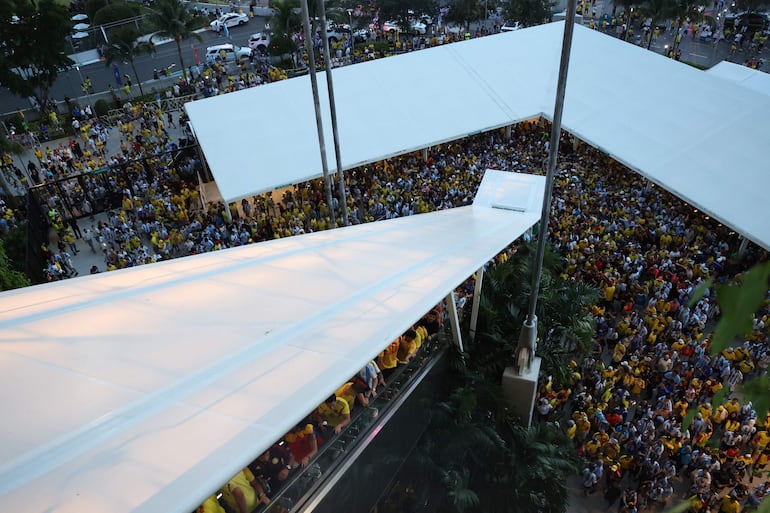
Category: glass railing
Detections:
[{"x1": 259, "y1": 334, "x2": 448, "y2": 513}]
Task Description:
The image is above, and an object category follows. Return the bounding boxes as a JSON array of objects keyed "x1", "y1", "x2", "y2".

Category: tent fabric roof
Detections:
[
  {"x1": 0, "y1": 171, "x2": 544, "y2": 513},
  {"x1": 187, "y1": 22, "x2": 770, "y2": 251},
  {"x1": 706, "y1": 61, "x2": 770, "y2": 96}
]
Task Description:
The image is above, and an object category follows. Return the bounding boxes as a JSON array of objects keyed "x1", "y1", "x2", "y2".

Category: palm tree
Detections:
[
  {"x1": 614, "y1": 0, "x2": 637, "y2": 40},
  {"x1": 640, "y1": 0, "x2": 676, "y2": 48},
  {"x1": 270, "y1": 0, "x2": 299, "y2": 35},
  {"x1": 145, "y1": 0, "x2": 202, "y2": 83},
  {"x1": 669, "y1": 0, "x2": 709, "y2": 50},
  {"x1": 476, "y1": 242, "x2": 600, "y2": 386},
  {"x1": 102, "y1": 27, "x2": 155, "y2": 98}
]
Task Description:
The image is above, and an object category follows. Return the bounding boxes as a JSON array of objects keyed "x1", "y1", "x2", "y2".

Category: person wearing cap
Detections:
[
  {"x1": 285, "y1": 421, "x2": 318, "y2": 468},
  {"x1": 219, "y1": 467, "x2": 270, "y2": 513},
  {"x1": 312, "y1": 393, "x2": 351, "y2": 435}
]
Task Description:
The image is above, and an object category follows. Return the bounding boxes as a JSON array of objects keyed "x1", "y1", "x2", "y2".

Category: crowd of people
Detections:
[
  {"x1": 196, "y1": 307, "x2": 444, "y2": 513},
  {"x1": 1, "y1": 33, "x2": 767, "y2": 512},
  {"x1": 188, "y1": 124, "x2": 770, "y2": 513},
  {"x1": 527, "y1": 145, "x2": 770, "y2": 511}
]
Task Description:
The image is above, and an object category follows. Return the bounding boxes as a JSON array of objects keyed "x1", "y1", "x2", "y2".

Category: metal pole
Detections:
[
  {"x1": 317, "y1": 0, "x2": 349, "y2": 226},
  {"x1": 300, "y1": 0, "x2": 337, "y2": 228},
  {"x1": 514, "y1": 3, "x2": 577, "y2": 374}
]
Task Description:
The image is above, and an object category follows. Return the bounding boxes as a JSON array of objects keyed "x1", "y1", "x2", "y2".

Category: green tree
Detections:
[
  {"x1": 738, "y1": 0, "x2": 770, "y2": 13},
  {"x1": 86, "y1": 0, "x2": 107, "y2": 21},
  {"x1": 0, "y1": 237, "x2": 31, "y2": 291},
  {"x1": 0, "y1": 0, "x2": 74, "y2": 112},
  {"x1": 403, "y1": 346, "x2": 577, "y2": 513},
  {"x1": 92, "y1": 1, "x2": 141, "y2": 28},
  {"x1": 502, "y1": 0, "x2": 554, "y2": 26},
  {"x1": 476, "y1": 242, "x2": 600, "y2": 386},
  {"x1": 103, "y1": 26, "x2": 155, "y2": 98},
  {"x1": 269, "y1": 0, "x2": 300, "y2": 35},
  {"x1": 640, "y1": 0, "x2": 676, "y2": 48},
  {"x1": 444, "y1": 0, "x2": 483, "y2": 32},
  {"x1": 376, "y1": 0, "x2": 436, "y2": 31},
  {"x1": 613, "y1": 0, "x2": 637, "y2": 40},
  {"x1": 145, "y1": 0, "x2": 202, "y2": 83},
  {"x1": 0, "y1": 129, "x2": 25, "y2": 200},
  {"x1": 669, "y1": 0, "x2": 708, "y2": 49}
]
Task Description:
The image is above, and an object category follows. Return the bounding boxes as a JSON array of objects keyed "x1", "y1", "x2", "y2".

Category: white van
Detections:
[{"x1": 205, "y1": 43, "x2": 252, "y2": 64}]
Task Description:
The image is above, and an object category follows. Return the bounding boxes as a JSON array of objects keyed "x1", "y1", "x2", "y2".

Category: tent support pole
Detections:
[
  {"x1": 445, "y1": 292, "x2": 464, "y2": 352},
  {"x1": 513, "y1": 0, "x2": 577, "y2": 375},
  {"x1": 300, "y1": 0, "x2": 337, "y2": 229},
  {"x1": 317, "y1": 0, "x2": 349, "y2": 226},
  {"x1": 738, "y1": 237, "x2": 749, "y2": 257},
  {"x1": 468, "y1": 266, "x2": 484, "y2": 343}
]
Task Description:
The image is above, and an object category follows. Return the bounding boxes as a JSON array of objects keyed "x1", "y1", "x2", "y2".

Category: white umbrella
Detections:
[
  {"x1": 71, "y1": 14, "x2": 88, "y2": 21},
  {"x1": 73, "y1": 23, "x2": 90, "y2": 30},
  {"x1": 71, "y1": 32, "x2": 89, "y2": 39}
]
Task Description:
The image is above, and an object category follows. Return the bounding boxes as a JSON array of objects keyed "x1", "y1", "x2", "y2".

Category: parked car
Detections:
[
  {"x1": 210, "y1": 12, "x2": 249, "y2": 31},
  {"x1": 381, "y1": 19, "x2": 426, "y2": 34},
  {"x1": 353, "y1": 28, "x2": 370, "y2": 43},
  {"x1": 205, "y1": 43, "x2": 251, "y2": 64},
  {"x1": 326, "y1": 24, "x2": 351, "y2": 43},
  {"x1": 724, "y1": 11, "x2": 769, "y2": 34},
  {"x1": 248, "y1": 32, "x2": 270, "y2": 53},
  {"x1": 501, "y1": 21, "x2": 522, "y2": 31}
]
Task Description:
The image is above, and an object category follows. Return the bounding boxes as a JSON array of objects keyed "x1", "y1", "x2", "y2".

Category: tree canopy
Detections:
[
  {"x1": 376, "y1": 0, "x2": 436, "y2": 27},
  {"x1": 502, "y1": 0, "x2": 554, "y2": 27},
  {"x1": 146, "y1": 0, "x2": 201, "y2": 82},
  {"x1": 92, "y1": 1, "x2": 141, "y2": 27},
  {"x1": 103, "y1": 26, "x2": 155, "y2": 97},
  {"x1": 0, "y1": 235, "x2": 30, "y2": 292},
  {"x1": 443, "y1": 0, "x2": 484, "y2": 31},
  {"x1": 0, "y1": 0, "x2": 74, "y2": 109}
]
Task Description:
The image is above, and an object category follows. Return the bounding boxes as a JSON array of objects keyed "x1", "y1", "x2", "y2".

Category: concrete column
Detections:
[
  {"x1": 572, "y1": 136, "x2": 579, "y2": 152},
  {"x1": 422, "y1": 147, "x2": 429, "y2": 161},
  {"x1": 468, "y1": 266, "x2": 484, "y2": 343},
  {"x1": 505, "y1": 125, "x2": 512, "y2": 140},
  {"x1": 445, "y1": 292, "x2": 464, "y2": 352},
  {"x1": 501, "y1": 357, "x2": 542, "y2": 427}
]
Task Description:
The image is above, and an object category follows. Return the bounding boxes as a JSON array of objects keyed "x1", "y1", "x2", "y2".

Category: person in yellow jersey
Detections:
[
  {"x1": 335, "y1": 377, "x2": 369, "y2": 409},
  {"x1": 196, "y1": 494, "x2": 226, "y2": 513},
  {"x1": 719, "y1": 492, "x2": 741, "y2": 513},
  {"x1": 220, "y1": 467, "x2": 269, "y2": 513},
  {"x1": 313, "y1": 393, "x2": 351, "y2": 435},
  {"x1": 377, "y1": 338, "x2": 400, "y2": 380}
]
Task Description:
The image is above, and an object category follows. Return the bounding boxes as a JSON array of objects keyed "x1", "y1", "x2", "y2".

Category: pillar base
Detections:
[{"x1": 501, "y1": 356, "x2": 542, "y2": 427}]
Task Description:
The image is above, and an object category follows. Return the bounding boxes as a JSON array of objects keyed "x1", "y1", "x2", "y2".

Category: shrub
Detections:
[
  {"x1": 268, "y1": 33, "x2": 297, "y2": 56},
  {"x1": 93, "y1": 99, "x2": 110, "y2": 117},
  {"x1": 92, "y1": 2, "x2": 140, "y2": 27}
]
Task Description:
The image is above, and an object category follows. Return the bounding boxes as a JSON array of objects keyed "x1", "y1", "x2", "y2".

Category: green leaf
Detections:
[
  {"x1": 681, "y1": 407, "x2": 698, "y2": 433},
  {"x1": 687, "y1": 277, "x2": 713, "y2": 307},
  {"x1": 661, "y1": 498, "x2": 699, "y2": 513},
  {"x1": 711, "y1": 262, "x2": 770, "y2": 355},
  {"x1": 712, "y1": 387, "x2": 727, "y2": 409},
  {"x1": 739, "y1": 375, "x2": 770, "y2": 422},
  {"x1": 755, "y1": 494, "x2": 770, "y2": 513}
]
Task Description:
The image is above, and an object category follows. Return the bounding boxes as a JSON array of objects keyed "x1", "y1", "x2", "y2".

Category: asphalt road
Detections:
[
  {"x1": 1, "y1": 10, "x2": 766, "y2": 115},
  {"x1": 0, "y1": 18, "x2": 267, "y2": 114}
]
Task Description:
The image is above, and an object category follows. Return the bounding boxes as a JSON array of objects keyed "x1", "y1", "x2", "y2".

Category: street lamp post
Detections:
[{"x1": 346, "y1": 10, "x2": 354, "y2": 57}]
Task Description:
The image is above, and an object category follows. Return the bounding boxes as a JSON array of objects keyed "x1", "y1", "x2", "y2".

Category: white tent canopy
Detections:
[
  {"x1": 706, "y1": 60, "x2": 770, "y2": 96},
  {"x1": 187, "y1": 22, "x2": 770, "y2": 250},
  {"x1": 0, "y1": 171, "x2": 544, "y2": 513}
]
